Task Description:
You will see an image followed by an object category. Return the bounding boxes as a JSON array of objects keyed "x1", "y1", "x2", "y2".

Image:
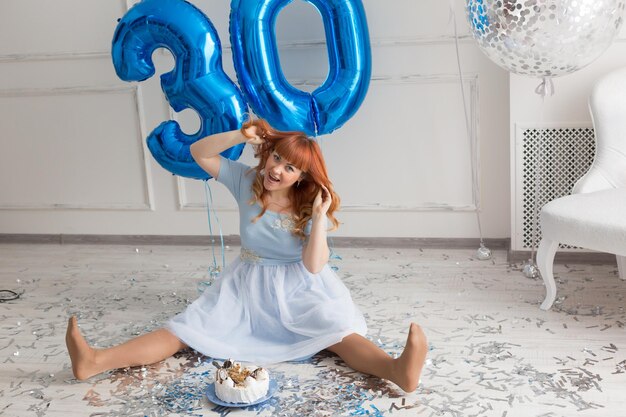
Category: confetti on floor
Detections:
[{"x1": 1, "y1": 244, "x2": 624, "y2": 416}]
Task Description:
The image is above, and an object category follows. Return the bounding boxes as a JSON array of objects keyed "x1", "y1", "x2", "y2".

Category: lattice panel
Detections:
[{"x1": 521, "y1": 127, "x2": 595, "y2": 250}]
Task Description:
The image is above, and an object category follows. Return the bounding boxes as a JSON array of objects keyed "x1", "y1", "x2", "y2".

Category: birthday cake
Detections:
[{"x1": 213, "y1": 359, "x2": 270, "y2": 404}]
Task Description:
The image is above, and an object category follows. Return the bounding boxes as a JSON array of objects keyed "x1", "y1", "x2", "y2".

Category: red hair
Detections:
[{"x1": 240, "y1": 118, "x2": 340, "y2": 238}]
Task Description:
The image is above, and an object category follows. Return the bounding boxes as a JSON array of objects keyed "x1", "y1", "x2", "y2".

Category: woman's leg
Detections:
[
  {"x1": 65, "y1": 316, "x2": 187, "y2": 380},
  {"x1": 326, "y1": 323, "x2": 427, "y2": 392}
]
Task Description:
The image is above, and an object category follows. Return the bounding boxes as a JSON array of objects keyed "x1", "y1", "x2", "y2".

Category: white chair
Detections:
[{"x1": 537, "y1": 67, "x2": 626, "y2": 311}]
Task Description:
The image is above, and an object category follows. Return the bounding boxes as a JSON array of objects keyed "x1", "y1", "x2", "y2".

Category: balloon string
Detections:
[
  {"x1": 313, "y1": 116, "x2": 319, "y2": 138},
  {"x1": 447, "y1": 0, "x2": 455, "y2": 25},
  {"x1": 203, "y1": 180, "x2": 225, "y2": 272},
  {"x1": 450, "y1": 1, "x2": 486, "y2": 246},
  {"x1": 203, "y1": 180, "x2": 217, "y2": 273},
  {"x1": 208, "y1": 180, "x2": 226, "y2": 269},
  {"x1": 314, "y1": 133, "x2": 340, "y2": 271},
  {"x1": 535, "y1": 77, "x2": 555, "y2": 97},
  {"x1": 530, "y1": 94, "x2": 547, "y2": 264}
]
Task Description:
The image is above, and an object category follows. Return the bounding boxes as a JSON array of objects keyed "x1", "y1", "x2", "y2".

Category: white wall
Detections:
[
  {"x1": 510, "y1": 37, "x2": 626, "y2": 126},
  {"x1": 0, "y1": 0, "x2": 516, "y2": 238}
]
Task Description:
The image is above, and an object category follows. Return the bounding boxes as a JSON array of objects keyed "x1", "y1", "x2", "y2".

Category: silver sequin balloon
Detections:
[
  {"x1": 476, "y1": 243, "x2": 493, "y2": 260},
  {"x1": 522, "y1": 259, "x2": 540, "y2": 279},
  {"x1": 467, "y1": 0, "x2": 625, "y2": 78}
]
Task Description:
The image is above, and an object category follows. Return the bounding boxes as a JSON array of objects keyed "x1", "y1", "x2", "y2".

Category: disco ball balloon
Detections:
[{"x1": 466, "y1": 0, "x2": 625, "y2": 78}]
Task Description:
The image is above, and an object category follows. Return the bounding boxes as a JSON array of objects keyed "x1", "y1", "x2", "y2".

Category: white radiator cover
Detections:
[{"x1": 512, "y1": 124, "x2": 596, "y2": 251}]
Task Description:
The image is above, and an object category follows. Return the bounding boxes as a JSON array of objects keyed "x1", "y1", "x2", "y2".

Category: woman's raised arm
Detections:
[{"x1": 190, "y1": 125, "x2": 262, "y2": 178}]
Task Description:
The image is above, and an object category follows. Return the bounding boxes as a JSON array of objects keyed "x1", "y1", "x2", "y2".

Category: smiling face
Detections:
[{"x1": 263, "y1": 151, "x2": 303, "y2": 192}]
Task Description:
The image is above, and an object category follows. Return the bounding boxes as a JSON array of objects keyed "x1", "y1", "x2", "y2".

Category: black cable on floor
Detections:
[{"x1": 0, "y1": 290, "x2": 20, "y2": 302}]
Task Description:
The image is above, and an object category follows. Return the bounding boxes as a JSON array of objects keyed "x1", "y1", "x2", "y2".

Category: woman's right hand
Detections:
[
  {"x1": 312, "y1": 184, "x2": 332, "y2": 217},
  {"x1": 242, "y1": 125, "x2": 264, "y2": 145}
]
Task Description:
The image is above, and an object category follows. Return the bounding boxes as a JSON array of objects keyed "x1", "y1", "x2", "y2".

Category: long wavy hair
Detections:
[{"x1": 240, "y1": 118, "x2": 340, "y2": 239}]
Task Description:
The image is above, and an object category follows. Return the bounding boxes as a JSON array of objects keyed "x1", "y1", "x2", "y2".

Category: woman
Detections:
[{"x1": 66, "y1": 119, "x2": 427, "y2": 392}]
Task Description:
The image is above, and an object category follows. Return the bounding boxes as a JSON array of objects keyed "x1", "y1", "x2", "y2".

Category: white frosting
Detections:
[{"x1": 214, "y1": 363, "x2": 269, "y2": 404}]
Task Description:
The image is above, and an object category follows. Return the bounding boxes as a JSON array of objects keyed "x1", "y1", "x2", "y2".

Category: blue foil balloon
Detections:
[
  {"x1": 112, "y1": 0, "x2": 246, "y2": 180},
  {"x1": 229, "y1": 0, "x2": 371, "y2": 136}
]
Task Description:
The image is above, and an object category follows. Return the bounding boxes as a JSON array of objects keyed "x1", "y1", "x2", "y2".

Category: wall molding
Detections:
[
  {"x1": 0, "y1": 33, "x2": 478, "y2": 63},
  {"x1": 268, "y1": 35, "x2": 476, "y2": 50},
  {"x1": 0, "y1": 84, "x2": 131, "y2": 97},
  {"x1": 2, "y1": 33, "x2": 619, "y2": 64},
  {"x1": 0, "y1": 84, "x2": 155, "y2": 211},
  {"x1": 175, "y1": 73, "x2": 481, "y2": 213},
  {"x1": 0, "y1": 51, "x2": 111, "y2": 63},
  {"x1": 2, "y1": 32, "x2": 621, "y2": 65}
]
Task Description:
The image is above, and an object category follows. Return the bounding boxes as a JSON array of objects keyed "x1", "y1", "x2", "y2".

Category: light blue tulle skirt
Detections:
[{"x1": 166, "y1": 257, "x2": 367, "y2": 364}]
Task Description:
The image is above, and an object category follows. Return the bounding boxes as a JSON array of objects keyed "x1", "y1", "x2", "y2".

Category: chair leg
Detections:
[
  {"x1": 617, "y1": 255, "x2": 626, "y2": 280},
  {"x1": 537, "y1": 238, "x2": 559, "y2": 310}
]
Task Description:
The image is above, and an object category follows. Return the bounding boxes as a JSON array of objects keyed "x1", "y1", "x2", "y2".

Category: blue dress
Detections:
[{"x1": 167, "y1": 157, "x2": 367, "y2": 364}]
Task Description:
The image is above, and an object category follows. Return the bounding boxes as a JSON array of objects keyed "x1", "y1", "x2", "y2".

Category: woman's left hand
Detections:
[
  {"x1": 312, "y1": 185, "x2": 332, "y2": 217},
  {"x1": 242, "y1": 125, "x2": 264, "y2": 145}
]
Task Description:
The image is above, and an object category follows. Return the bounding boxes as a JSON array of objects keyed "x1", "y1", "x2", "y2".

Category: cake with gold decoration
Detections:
[{"x1": 213, "y1": 359, "x2": 270, "y2": 404}]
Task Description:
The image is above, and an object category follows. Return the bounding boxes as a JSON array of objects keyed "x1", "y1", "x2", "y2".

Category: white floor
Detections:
[{"x1": 0, "y1": 243, "x2": 624, "y2": 417}]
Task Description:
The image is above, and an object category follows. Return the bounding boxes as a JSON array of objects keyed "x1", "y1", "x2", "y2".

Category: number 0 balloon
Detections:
[
  {"x1": 230, "y1": 0, "x2": 372, "y2": 136},
  {"x1": 112, "y1": 0, "x2": 246, "y2": 180}
]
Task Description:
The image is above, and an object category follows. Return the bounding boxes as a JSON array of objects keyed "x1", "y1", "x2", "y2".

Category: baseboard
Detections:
[
  {"x1": 507, "y1": 250, "x2": 617, "y2": 265},
  {"x1": 0, "y1": 233, "x2": 509, "y2": 250},
  {"x1": 2, "y1": 234, "x2": 615, "y2": 265},
  {"x1": 0, "y1": 234, "x2": 242, "y2": 246},
  {"x1": 331, "y1": 237, "x2": 509, "y2": 249}
]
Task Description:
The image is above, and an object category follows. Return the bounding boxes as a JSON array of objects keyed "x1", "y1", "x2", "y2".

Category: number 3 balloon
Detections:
[
  {"x1": 229, "y1": 0, "x2": 372, "y2": 136},
  {"x1": 112, "y1": 0, "x2": 247, "y2": 180}
]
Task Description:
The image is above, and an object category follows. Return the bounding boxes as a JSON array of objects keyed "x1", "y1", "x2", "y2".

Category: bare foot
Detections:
[
  {"x1": 65, "y1": 317, "x2": 100, "y2": 380},
  {"x1": 390, "y1": 323, "x2": 428, "y2": 392}
]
